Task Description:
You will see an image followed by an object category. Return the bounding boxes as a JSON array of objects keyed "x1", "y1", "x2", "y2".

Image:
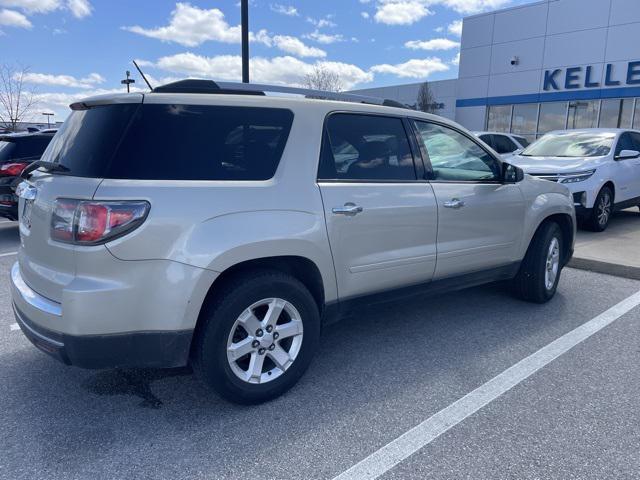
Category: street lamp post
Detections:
[
  {"x1": 241, "y1": 0, "x2": 249, "y2": 83},
  {"x1": 42, "y1": 112, "x2": 54, "y2": 128},
  {"x1": 121, "y1": 70, "x2": 136, "y2": 93}
]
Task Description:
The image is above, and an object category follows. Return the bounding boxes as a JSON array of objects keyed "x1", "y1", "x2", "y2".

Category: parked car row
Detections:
[
  {"x1": 10, "y1": 80, "x2": 575, "y2": 404},
  {"x1": 0, "y1": 131, "x2": 56, "y2": 220}
]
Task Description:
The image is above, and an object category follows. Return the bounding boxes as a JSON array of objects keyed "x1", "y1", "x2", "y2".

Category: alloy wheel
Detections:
[
  {"x1": 226, "y1": 298, "x2": 304, "y2": 384},
  {"x1": 545, "y1": 236, "x2": 560, "y2": 291}
]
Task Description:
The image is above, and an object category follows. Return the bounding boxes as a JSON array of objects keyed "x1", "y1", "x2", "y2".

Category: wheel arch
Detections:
[
  {"x1": 530, "y1": 213, "x2": 574, "y2": 266},
  {"x1": 194, "y1": 255, "x2": 326, "y2": 334}
]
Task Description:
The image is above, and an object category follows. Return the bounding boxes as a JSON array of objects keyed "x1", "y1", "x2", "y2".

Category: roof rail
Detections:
[{"x1": 151, "y1": 79, "x2": 414, "y2": 110}]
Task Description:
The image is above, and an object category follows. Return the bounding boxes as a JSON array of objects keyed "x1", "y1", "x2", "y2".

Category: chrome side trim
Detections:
[
  {"x1": 13, "y1": 304, "x2": 64, "y2": 347},
  {"x1": 11, "y1": 263, "x2": 62, "y2": 317}
]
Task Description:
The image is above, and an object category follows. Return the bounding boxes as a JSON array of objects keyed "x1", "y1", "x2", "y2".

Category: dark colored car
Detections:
[{"x1": 0, "y1": 132, "x2": 56, "y2": 220}]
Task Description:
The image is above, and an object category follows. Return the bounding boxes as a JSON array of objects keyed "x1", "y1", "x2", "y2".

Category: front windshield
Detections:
[{"x1": 521, "y1": 132, "x2": 615, "y2": 157}]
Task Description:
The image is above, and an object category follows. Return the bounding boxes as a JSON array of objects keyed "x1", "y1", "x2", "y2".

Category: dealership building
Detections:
[{"x1": 354, "y1": 0, "x2": 640, "y2": 142}]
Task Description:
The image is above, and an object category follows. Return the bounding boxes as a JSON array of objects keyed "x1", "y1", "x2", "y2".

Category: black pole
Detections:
[{"x1": 241, "y1": 0, "x2": 249, "y2": 83}]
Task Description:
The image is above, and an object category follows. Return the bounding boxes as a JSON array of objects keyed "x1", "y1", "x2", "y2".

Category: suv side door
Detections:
[
  {"x1": 318, "y1": 113, "x2": 438, "y2": 299},
  {"x1": 612, "y1": 132, "x2": 640, "y2": 202},
  {"x1": 412, "y1": 120, "x2": 526, "y2": 279}
]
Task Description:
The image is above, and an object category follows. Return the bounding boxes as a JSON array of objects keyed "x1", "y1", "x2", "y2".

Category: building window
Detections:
[
  {"x1": 567, "y1": 100, "x2": 599, "y2": 129},
  {"x1": 538, "y1": 102, "x2": 567, "y2": 136},
  {"x1": 486, "y1": 105, "x2": 512, "y2": 132},
  {"x1": 599, "y1": 98, "x2": 634, "y2": 128},
  {"x1": 634, "y1": 100, "x2": 640, "y2": 130},
  {"x1": 511, "y1": 104, "x2": 538, "y2": 143}
]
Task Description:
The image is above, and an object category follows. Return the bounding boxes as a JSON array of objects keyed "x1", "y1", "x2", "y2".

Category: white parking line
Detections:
[
  {"x1": 10, "y1": 323, "x2": 19, "y2": 331},
  {"x1": 0, "y1": 251, "x2": 17, "y2": 258},
  {"x1": 333, "y1": 290, "x2": 640, "y2": 480}
]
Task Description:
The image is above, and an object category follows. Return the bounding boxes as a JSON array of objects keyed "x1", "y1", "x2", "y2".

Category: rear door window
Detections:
[
  {"x1": 44, "y1": 103, "x2": 294, "y2": 180},
  {"x1": 491, "y1": 134, "x2": 518, "y2": 154},
  {"x1": 318, "y1": 113, "x2": 417, "y2": 181},
  {"x1": 478, "y1": 134, "x2": 494, "y2": 148}
]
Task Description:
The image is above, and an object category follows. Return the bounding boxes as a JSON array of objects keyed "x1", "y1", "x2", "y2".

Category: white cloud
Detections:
[
  {"x1": 0, "y1": 8, "x2": 31, "y2": 28},
  {"x1": 0, "y1": 0, "x2": 60, "y2": 14},
  {"x1": 271, "y1": 35, "x2": 326, "y2": 57},
  {"x1": 123, "y1": 2, "x2": 242, "y2": 47},
  {"x1": 405, "y1": 38, "x2": 460, "y2": 50},
  {"x1": 361, "y1": 11, "x2": 370, "y2": 19},
  {"x1": 270, "y1": 3, "x2": 298, "y2": 16},
  {"x1": 434, "y1": 0, "x2": 510, "y2": 14},
  {"x1": 0, "y1": 0, "x2": 92, "y2": 18},
  {"x1": 66, "y1": 0, "x2": 91, "y2": 18},
  {"x1": 374, "y1": 1, "x2": 432, "y2": 26},
  {"x1": 448, "y1": 19, "x2": 462, "y2": 36},
  {"x1": 143, "y1": 52, "x2": 373, "y2": 90},
  {"x1": 373, "y1": 0, "x2": 511, "y2": 25},
  {"x1": 304, "y1": 29, "x2": 344, "y2": 44},
  {"x1": 371, "y1": 57, "x2": 449, "y2": 78},
  {"x1": 306, "y1": 16, "x2": 336, "y2": 28},
  {"x1": 22, "y1": 71, "x2": 105, "y2": 88}
]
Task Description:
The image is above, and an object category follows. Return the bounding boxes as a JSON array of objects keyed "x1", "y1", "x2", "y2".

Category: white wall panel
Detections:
[
  {"x1": 543, "y1": 28, "x2": 608, "y2": 68},
  {"x1": 488, "y1": 70, "x2": 543, "y2": 97},
  {"x1": 493, "y1": 3, "x2": 548, "y2": 44},
  {"x1": 605, "y1": 23, "x2": 640, "y2": 62},
  {"x1": 547, "y1": 0, "x2": 611, "y2": 34},
  {"x1": 459, "y1": 46, "x2": 492, "y2": 78},
  {"x1": 610, "y1": 0, "x2": 640, "y2": 25},
  {"x1": 455, "y1": 106, "x2": 487, "y2": 131},
  {"x1": 461, "y1": 14, "x2": 495, "y2": 49},
  {"x1": 490, "y1": 37, "x2": 545, "y2": 75}
]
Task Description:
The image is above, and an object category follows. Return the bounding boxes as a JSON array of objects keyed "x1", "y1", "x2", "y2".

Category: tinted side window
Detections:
[
  {"x1": 414, "y1": 121, "x2": 501, "y2": 182},
  {"x1": 319, "y1": 114, "x2": 416, "y2": 181},
  {"x1": 492, "y1": 134, "x2": 518, "y2": 154},
  {"x1": 513, "y1": 136, "x2": 530, "y2": 148},
  {"x1": 629, "y1": 132, "x2": 640, "y2": 151},
  {"x1": 615, "y1": 133, "x2": 635, "y2": 156},
  {"x1": 45, "y1": 104, "x2": 294, "y2": 180},
  {"x1": 478, "y1": 134, "x2": 494, "y2": 148}
]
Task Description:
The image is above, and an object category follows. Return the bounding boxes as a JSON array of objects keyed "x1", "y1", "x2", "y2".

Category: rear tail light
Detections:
[
  {"x1": 51, "y1": 199, "x2": 150, "y2": 245},
  {"x1": 0, "y1": 162, "x2": 30, "y2": 177}
]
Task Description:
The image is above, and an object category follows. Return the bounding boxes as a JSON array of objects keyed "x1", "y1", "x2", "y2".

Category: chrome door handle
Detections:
[
  {"x1": 332, "y1": 203, "x2": 363, "y2": 216},
  {"x1": 443, "y1": 198, "x2": 465, "y2": 209}
]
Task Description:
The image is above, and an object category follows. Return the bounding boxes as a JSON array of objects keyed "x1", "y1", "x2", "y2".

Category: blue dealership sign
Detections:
[{"x1": 544, "y1": 61, "x2": 640, "y2": 91}]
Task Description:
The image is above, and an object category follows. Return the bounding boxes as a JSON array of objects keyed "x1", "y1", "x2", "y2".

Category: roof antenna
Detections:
[{"x1": 132, "y1": 60, "x2": 153, "y2": 91}]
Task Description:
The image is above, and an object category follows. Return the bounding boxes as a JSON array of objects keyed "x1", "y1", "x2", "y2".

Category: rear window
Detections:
[
  {"x1": 0, "y1": 135, "x2": 52, "y2": 162},
  {"x1": 43, "y1": 103, "x2": 294, "y2": 180}
]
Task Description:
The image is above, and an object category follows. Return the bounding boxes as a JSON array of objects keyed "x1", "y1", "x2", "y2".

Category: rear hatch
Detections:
[{"x1": 18, "y1": 94, "x2": 143, "y2": 302}]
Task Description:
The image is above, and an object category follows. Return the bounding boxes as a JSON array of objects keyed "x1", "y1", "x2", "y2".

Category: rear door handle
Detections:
[
  {"x1": 332, "y1": 203, "x2": 363, "y2": 216},
  {"x1": 443, "y1": 198, "x2": 465, "y2": 209}
]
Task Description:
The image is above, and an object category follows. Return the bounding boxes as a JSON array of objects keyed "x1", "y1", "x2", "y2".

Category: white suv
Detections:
[
  {"x1": 11, "y1": 80, "x2": 575, "y2": 404},
  {"x1": 510, "y1": 128, "x2": 640, "y2": 231}
]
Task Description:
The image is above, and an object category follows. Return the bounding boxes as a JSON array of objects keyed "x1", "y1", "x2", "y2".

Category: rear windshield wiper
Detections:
[{"x1": 20, "y1": 160, "x2": 70, "y2": 179}]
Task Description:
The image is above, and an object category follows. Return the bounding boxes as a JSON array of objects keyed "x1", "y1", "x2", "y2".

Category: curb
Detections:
[{"x1": 569, "y1": 257, "x2": 640, "y2": 280}]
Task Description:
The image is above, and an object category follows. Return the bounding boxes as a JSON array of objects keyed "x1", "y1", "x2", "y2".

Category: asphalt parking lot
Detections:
[{"x1": 1, "y1": 219, "x2": 639, "y2": 480}]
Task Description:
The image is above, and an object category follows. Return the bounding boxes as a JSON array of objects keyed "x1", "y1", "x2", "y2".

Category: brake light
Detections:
[
  {"x1": 51, "y1": 199, "x2": 150, "y2": 245},
  {"x1": 0, "y1": 162, "x2": 29, "y2": 176}
]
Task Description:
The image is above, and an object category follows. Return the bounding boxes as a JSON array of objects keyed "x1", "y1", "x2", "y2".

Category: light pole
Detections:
[
  {"x1": 121, "y1": 70, "x2": 135, "y2": 93},
  {"x1": 42, "y1": 112, "x2": 54, "y2": 128},
  {"x1": 241, "y1": 0, "x2": 249, "y2": 83}
]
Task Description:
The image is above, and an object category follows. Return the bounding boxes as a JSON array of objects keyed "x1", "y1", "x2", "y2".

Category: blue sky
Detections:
[{"x1": 1, "y1": 0, "x2": 532, "y2": 119}]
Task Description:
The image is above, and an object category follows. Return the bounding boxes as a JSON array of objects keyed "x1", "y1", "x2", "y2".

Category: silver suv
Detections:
[{"x1": 11, "y1": 80, "x2": 575, "y2": 404}]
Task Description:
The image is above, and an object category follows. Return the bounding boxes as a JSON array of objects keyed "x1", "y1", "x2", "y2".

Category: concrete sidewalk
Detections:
[{"x1": 570, "y1": 209, "x2": 640, "y2": 279}]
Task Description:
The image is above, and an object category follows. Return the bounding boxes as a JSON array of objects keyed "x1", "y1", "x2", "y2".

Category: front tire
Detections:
[
  {"x1": 584, "y1": 186, "x2": 613, "y2": 232},
  {"x1": 513, "y1": 222, "x2": 563, "y2": 303},
  {"x1": 193, "y1": 270, "x2": 320, "y2": 404}
]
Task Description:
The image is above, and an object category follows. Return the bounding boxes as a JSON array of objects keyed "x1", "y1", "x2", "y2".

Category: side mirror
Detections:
[
  {"x1": 615, "y1": 149, "x2": 640, "y2": 160},
  {"x1": 502, "y1": 163, "x2": 524, "y2": 183}
]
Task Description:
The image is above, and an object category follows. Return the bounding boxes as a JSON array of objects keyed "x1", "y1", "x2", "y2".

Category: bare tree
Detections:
[
  {"x1": 303, "y1": 65, "x2": 344, "y2": 92},
  {"x1": 416, "y1": 81, "x2": 437, "y2": 114},
  {"x1": 0, "y1": 64, "x2": 38, "y2": 132}
]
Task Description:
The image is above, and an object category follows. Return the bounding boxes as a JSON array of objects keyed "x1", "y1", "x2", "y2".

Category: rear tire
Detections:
[
  {"x1": 192, "y1": 270, "x2": 320, "y2": 404},
  {"x1": 584, "y1": 186, "x2": 613, "y2": 232},
  {"x1": 512, "y1": 222, "x2": 563, "y2": 303}
]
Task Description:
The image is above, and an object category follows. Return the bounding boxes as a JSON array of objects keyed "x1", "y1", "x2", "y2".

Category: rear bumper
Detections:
[
  {"x1": 13, "y1": 302, "x2": 192, "y2": 369},
  {"x1": 10, "y1": 260, "x2": 209, "y2": 369}
]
